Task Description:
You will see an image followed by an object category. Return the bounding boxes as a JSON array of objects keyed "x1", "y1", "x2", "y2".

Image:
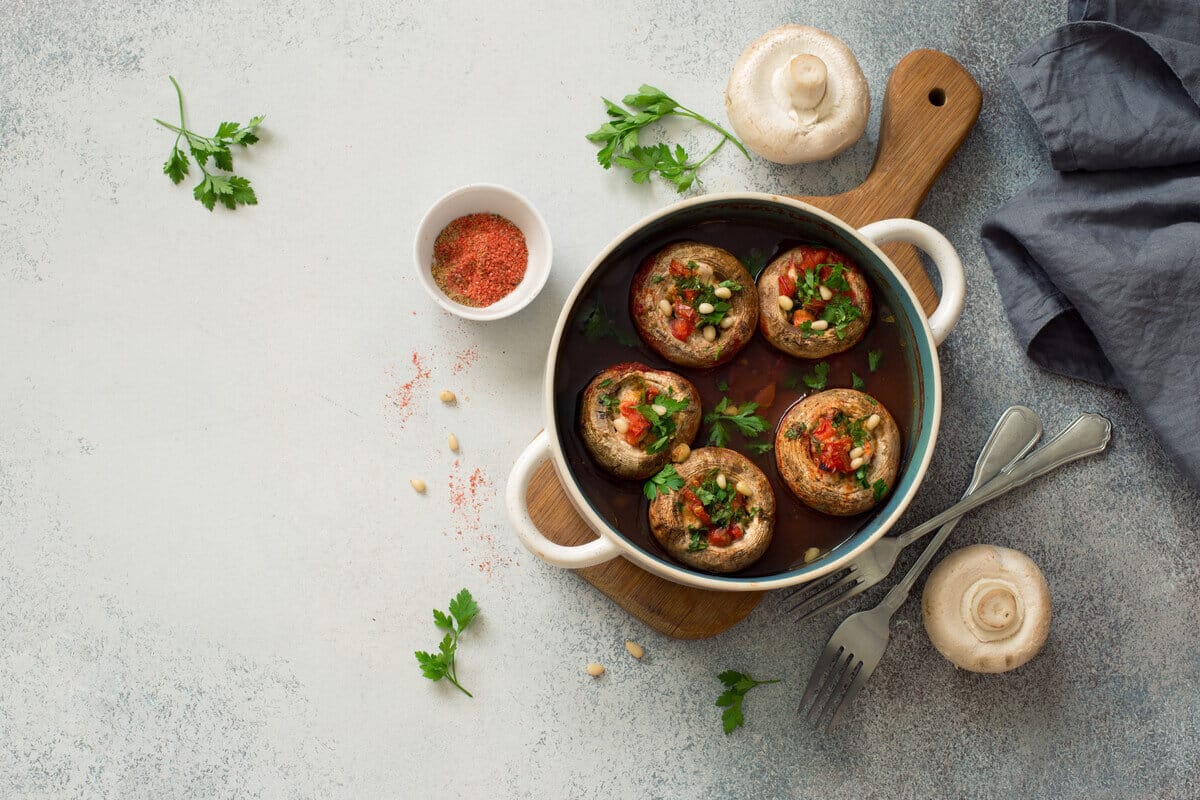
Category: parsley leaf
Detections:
[
  {"x1": 872, "y1": 479, "x2": 888, "y2": 502},
  {"x1": 155, "y1": 76, "x2": 264, "y2": 211},
  {"x1": 716, "y1": 670, "x2": 779, "y2": 735},
  {"x1": 868, "y1": 349, "x2": 883, "y2": 372},
  {"x1": 855, "y1": 464, "x2": 870, "y2": 488},
  {"x1": 687, "y1": 530, "x2": 708, "y2": 551},
  {"x1": 716, "y1": 379, "x2": 729, "y2": 392},
  {"x1": 414, "y1": 588, "x2": 479, "y2": 697},
  {"x1": 851, "y1": 372, "x2": 865, "y2": 391},
  {"x1": 703, "y1": 397, "x2": 770, "y2": 448},
  {"x1": 784, "y1": 423, "x2": 806, "y2": 440},
  {"x1": 802, "y1": 362, "x2": 830, "y2": 391},
  {"x1": 746, "y1": 442, "x2": 773, "y2": 455},
  {"x1": 580, "y1": 300, "x2": 638, "y2": 346},
  {"x1": 636, "y1": 391, "x2": 690, "y2": 454},
  {"x1": 587, "y1": 84, "x2": 749, "y2": 192},
  {"x1": 644, "y1": 464, "x2": 685, "y2": 500}
]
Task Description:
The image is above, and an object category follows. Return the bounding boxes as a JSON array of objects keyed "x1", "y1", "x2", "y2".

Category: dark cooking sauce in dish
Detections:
[{"x1": 553, "y1": 217, "x2": 916, "y2": 578}]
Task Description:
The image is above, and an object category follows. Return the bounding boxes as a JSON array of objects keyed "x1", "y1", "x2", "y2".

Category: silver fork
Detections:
[
  {"x1": 797, "y1": 411, "x2": 1113, "y2": 731},
  {"x1": 785, "y1": 406, "x2": 1044, "y2": 622}
]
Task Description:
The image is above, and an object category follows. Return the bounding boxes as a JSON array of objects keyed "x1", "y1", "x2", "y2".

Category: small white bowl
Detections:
[{"x1": 413, "y1": 183, "x2": 552, "y2": 321}]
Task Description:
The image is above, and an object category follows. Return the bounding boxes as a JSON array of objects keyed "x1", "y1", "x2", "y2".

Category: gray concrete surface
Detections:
[{"x1": 2, "y1": 1, "x2": 1198, "y2": 798}]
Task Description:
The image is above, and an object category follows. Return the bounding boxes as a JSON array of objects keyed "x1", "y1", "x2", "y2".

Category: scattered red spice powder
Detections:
[
  {"x1": 451, "y1": 345, "x2": 479, "y2": 375},
  {"x1": 386, "y1": 351, "x2": 430, "y2": 430},
  {"x1": 446, "y1": 459, "x2": 513, "y2": 577},
  {"x1": 430, "y1": 213, "x2": 527, "y2": 307}
]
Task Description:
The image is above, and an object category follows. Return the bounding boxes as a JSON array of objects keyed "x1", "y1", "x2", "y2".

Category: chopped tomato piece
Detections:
[
  {"x1": 619, "y1": 401, "x2": 650, "y2": 446},
  {"x1": 668, "y1": 259, "x2": 692, "y2": 277},
  {"x1": 707, "y1": 528, "x2": 732, "y2": 548},
  {"x1": 669, "y1": 302, "x2": 697, "y2": 341},
  {"x1": 792, "y1": 308, "x2": 816, "y2": 326},
  {"x1": 811, "y1": 416, "x2": 853, "y2": 473},
  {"x1": 728, "y1": 524, "x2": 744, "y2": 541},
  {"x1": 681, "y1": 288, "x2": 698, "y2": 304},
  {"x1": 680, "y1": 488, "x2": 712, "y2": 527},
  {"x1": 778, "y1": 273, "x2": 796, "y2": 298},
  {"x1": 644, "y1": 385, "x2": 659, "y2": 402}
]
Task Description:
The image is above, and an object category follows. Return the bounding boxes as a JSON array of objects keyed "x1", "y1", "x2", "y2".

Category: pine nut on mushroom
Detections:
[
  {"x1": 671, "y1": 443, "x2": 691, "y2": 463},
  {"x1": 810, "y1": 319, "x2": 830, "y2": 331},
  {"x1": 651, "y1": 403, "x2": 668, "y2": 416},
  {"x1": 778, "y1": 295, "x2": 794, "y2": 311},
  {"x1": 702, "y1": 325, "x2": 717, "y2": 342},
  {"x1": 714, "y1": 286, "x2": 732, "y2": 300},
  {"x1": 865, "y1": 413, "x2": 881, "y2": 431},
  {"x1": 850, "y1": 457, "x2": 864, "y2": 470},
  {"x1": 697, "y1": 302, "x2": 715, "y2": 315},
  {"x1": 625, "y1": 640, "x2": 645, "y2": 659},
  {"x1": 819, "y1": 285, "x2": 834, "y2": 301},
  {"x1": 410, "y1": 478, "x2": 427, "y2": 493},
  {"x1": 659, "y1": 299, "x2": 673, "y2": 317},
  {"x1": 849, "y1": 446, "x2": 864, "y2": 459},
  {"x1": 716, "y1": 473, "x2": 727, "y2": 490},
  {"x1": 613, "y1": 417, "x2": 630, "y2": 434},
  {"x1": 736, "y1": 480, "x2": 752, "y2": 496},
  {"x1": 447, "y1": 433, "x2": 460, "y2": 452},
  {"x1": 439, "y1": 389, "x2": 456, "y2": 403},
  {"x1": 720, "y1": 316, "x2": 735, "y2": 329},
  {"x1": 586, "y1": 662, "x2": 605, "y2": 677}
]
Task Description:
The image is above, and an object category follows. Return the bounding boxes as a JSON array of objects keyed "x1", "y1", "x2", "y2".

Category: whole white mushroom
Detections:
[
  {"x1": 922, "y1": 544, "x2": 1052, "y2": 674},
  {"x1": 725, "y1": 25, "x2": 870, "y2": 164}
]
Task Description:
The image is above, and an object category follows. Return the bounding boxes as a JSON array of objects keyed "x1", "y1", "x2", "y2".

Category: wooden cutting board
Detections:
[{"x1": 525, "y1": 49, "x2": 982, "y2": 639}]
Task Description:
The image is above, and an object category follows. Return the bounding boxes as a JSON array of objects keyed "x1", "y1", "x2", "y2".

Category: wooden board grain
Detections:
[{"x1": 525, "y1": 49, "x2": 981, "y2": 640}]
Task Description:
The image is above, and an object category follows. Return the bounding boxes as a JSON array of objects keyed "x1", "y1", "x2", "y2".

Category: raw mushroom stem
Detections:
[
  {"x1": 786, "y1": 54, "x2": 827, "y2": 123},
  {"x1": 963, "y1": 577, "x2": 1024, "y2": 641}
]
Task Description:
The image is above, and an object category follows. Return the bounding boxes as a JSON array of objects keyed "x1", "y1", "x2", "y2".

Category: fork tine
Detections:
[
  {"x1": 789, "y1": 570, "x2": 863, "y2": 620},
  {"x1": 811, "y1": 651, "x2": 858, "y2": 727},
  {"x1": 827, "y1": 663, "x2": 871, "y2": 731},
  {"x1": 795, "y1": 576, "x2": 876, "y2": 624},
  {"x1": 781, "y1": 567, "x2": 851, "y2": 605},
  {"x1": 798, "y1": 643, "x2": 843, "y2": 717}
]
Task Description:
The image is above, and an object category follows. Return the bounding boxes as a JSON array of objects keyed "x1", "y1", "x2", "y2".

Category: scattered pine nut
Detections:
[
  {"x1": 625, "y1": 640, "x2": 645, "y2": 659},
  {"x1": 447, "y1": 433, "x2": 459, "y2": 452},
  {"x1": 865, "y1": 413, "x2": 881, "y2": 431},
  {"x1": 410, "y1": 478, "x2": 427, "y2": 494},
  {"x1": 586, "y1": 662, "x2": 605, "y2": 677},
  {"x1": 439, "y1": 389, "x2": 456, "y2": 403},
  {"x1": 804, "y1": 546, "x2": 820, "y2": 563}
]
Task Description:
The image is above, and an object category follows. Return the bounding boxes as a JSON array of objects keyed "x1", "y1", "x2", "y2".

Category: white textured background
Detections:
[{"x1": 2, "y1": 1, "x2": 1198, "y2": 798}]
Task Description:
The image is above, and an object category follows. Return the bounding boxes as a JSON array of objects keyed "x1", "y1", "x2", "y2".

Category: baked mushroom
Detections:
[
  {"x1": 922, "y1": 544, "x2": 1052, "y2": 674},
  {"x1": 630, "y1": 242, "x2": 758, "y2": 368},
  {"x1": 758, "y1": 245, "x2": 872, "y2": 359},
  {"x1": 775, "y1": 389, "x2": 900, "y2": 516},
  {"x1": 579, "y1": 363, "x2": 702, "y2": 479},
  {"x1": 725, "y1": 25, "x2": 870, "y2": 164},
  {"x1": 648, "y1": 447, "x2": 775, "y2": 573}
]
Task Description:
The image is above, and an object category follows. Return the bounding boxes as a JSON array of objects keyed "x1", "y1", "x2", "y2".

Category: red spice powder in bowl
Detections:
[{"x1": 414, "y1": 184, "x2": 552, "y2": 321}]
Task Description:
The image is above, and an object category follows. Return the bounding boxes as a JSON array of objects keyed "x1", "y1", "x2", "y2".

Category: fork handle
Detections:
[{"x1": 879, "y1": 413, "x2": 1111, "y2": 611}]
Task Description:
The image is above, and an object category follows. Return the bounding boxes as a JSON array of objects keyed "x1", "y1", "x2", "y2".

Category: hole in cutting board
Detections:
[{"x1": 928, "y1": 88, "x2": 946, "y2": 106}]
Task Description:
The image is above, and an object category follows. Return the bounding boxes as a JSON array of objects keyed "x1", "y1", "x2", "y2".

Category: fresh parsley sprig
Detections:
[
  {"x1": 155, "y1": 77, "x2": 263, "y2": 211},
  {"x1": 586, "y1": 85, "x2": 749, "y2": 193},
  {"x1": 802, "y1": 362, "x2": 830, "y2": 391},
  {"x1": 704, "y1": 398, "x2": 769, "y2": 448},
  {"x1": 716, "y1": 670, "x2": 779, "y2": 734},
  {"x1": 414, "y1": 588, "x2": 479, "y2": 697},
  {"x1": 644, "y1": 464, "x2": 685, "y2": 500}
]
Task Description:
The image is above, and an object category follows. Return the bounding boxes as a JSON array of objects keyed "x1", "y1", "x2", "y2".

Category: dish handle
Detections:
[
  {"x1": 505, "y1": 430, "x2": 623, "y2": 569},
  {"x1": 857, "y1": 218, "x2": 965, "y2": 346}
]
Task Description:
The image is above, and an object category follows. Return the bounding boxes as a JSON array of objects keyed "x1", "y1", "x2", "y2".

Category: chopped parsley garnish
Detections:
[
  {"x1": 598, "y1": 378, "x2": 613, "y2": 389},
  {"x1": 802, "y1": 362, "x2": 829, "y2": 391},
  {"x1": 851, "y1": 372, "x2": 865, "y2": 390},
  {"x1": 598, "y1": 393, "x2": 620, "y2": 409},
  {"x1": 855, "y1": 464, "x2": 869, "y2": 488},
  {"x1": 872, "y1": 479, "x2": 888, "y2": 502},
  {"x1": 782, "y1": 260, "x2": 863, "y2": 340},
  {"x1": 784, "y1": 423, "x2": 806, "y2": 440},
  {"x1": 671, "y1": 261, "x2": 743, "y2": 328},
  {"x1": 636, "y1": 390, "x2": 690, "y2": 454},
  {"x1": 716, "y1": 379, "x2": 729, "y2": 392},
  {"x1": 746, "y1": 442, "x2": 773, "y2": 455},
  {"x1": 868, "y1": 349, "x2": 883, "y2": 372},
  {"x1": 643, "y1": 464, "x2": 685, "y2": 500},
  {"x1": 687, "y1": 529, "x2": 708, "y2": 551},
  {"x1": 692, "y1": 468, "x2": 756, "y2": 528},
  {"x1": 703, "y1": 397, "x2": 769, "y2": 447}
]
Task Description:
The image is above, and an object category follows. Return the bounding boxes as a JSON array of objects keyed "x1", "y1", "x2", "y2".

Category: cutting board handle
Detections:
[{"x1": 852, "y1": 49, "x2": 983, "y2": 219}]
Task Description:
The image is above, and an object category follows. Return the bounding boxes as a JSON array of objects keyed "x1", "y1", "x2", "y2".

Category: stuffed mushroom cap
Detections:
[
  {"x1": 579, "y1": 363, "x2": 702, "y2": 479},
  {"x1": 631, "y1": 242, "x2": 758, "y2": 368},
  {"x1": 648, "y1": 447, "x2": 775, "y2": 573},
  {"x1": 775, "y1": 389, "x2": 900, "y2": 516},
  {"x1": 758, "y1": 245, "x2": 872, "y2": 359}
]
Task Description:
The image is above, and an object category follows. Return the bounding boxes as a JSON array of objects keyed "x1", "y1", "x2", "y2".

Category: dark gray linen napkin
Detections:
[{"x1": 981, "y1": 0, "x2": 1200, "y2": 488}]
